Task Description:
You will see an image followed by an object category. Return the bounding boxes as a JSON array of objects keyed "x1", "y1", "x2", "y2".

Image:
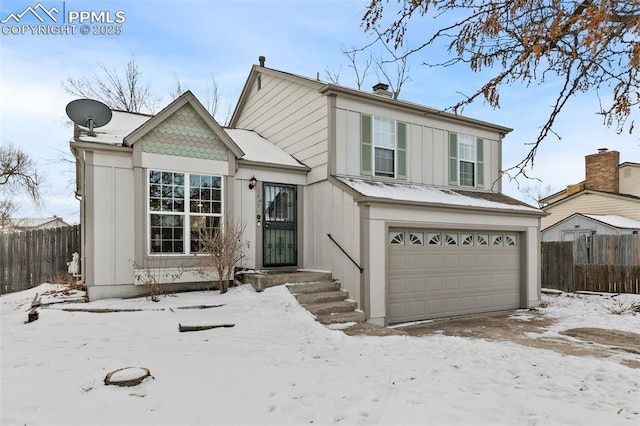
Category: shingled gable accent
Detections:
[{"x1": 123, "y1": 90, "x2": 244, "y2": 158}]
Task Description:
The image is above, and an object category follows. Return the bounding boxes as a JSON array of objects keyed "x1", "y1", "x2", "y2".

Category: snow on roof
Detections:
[
  {"x1": 224, "y1": 128, "x2": 307, "y2": 168},
  {"x1": 583, "y1": 214, "x2": 640, "y2": 229},
  {"x1": 336, "y1": 176, "x2": 541, "y2": 213},
  {"x1": 77, "y1": 110, "x2": 152, "y2": 145}
]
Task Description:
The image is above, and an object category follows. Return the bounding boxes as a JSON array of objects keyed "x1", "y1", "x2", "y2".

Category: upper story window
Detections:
[
  {"x1": 361, "y1": 114, "x2": 406, "y2": 179},
  {"x1": 449, "y1": 132, "x2": 484, "y2": 187},
  {"x1": 148, "y1": 170, "x2": 223, "y2": 254}
]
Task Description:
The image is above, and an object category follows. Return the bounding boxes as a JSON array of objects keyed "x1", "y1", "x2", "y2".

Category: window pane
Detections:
[
  {"x1": 190, "y1": 215, "x2": 222, "y2": 253},
  {"x1": 375, "y1": 147, "x2": 394, "y2": 177},
  {"x1": 460, "y1": 161, "x2": 474, "y2": 186},
  {"x1": 374, "y1": 117, "x2": 395, "y2": 149},
  {"x1": 150, "y1": 214, "x2": 184, "y2": 253}
]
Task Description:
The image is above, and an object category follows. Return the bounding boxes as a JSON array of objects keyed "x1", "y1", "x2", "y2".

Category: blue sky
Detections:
[{"x1": 1, "y1": 0, "x2": 639, "y2": 223}]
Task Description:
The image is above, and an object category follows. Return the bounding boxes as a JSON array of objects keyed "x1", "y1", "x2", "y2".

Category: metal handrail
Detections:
[{"x1": 327, "y1": 233, "x2": 364, "y2": 274}]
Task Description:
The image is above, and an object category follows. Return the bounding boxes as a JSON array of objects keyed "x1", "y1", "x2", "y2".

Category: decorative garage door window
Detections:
[
  {"x1": 427, "y1": 232, "x2": 441, "y2": 245},
  {"x1": 445, "y1": 233, "x2": 458, "y2": 245},
  {"x1": 148, "y1": 170, "x2": 223, "y2": 254},
  {"x1": 390, "y1": 231, "x2": 517, "y2": 247},
  {"x1": 389, "y1": 231, "x2": 405, "y2": 245},
  {"x1": 409, "y1": 232, "x2": 424, "y2": 245}
]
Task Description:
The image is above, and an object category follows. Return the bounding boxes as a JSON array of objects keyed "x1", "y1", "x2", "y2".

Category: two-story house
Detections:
[
  {"x1": 540, "y1": 149, "x2": 640, "y2": 241},
  {"x1": 70, "y1": 58, "x2": 543, "y2": 325}
]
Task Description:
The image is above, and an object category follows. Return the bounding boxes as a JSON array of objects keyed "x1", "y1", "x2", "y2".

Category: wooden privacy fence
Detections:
[
  {"x1": 542, "y1": 234, "x2": 640, "y2": 294},
  {"x1": 0, "y1": 225, "x2": 81, "y2": 295}
]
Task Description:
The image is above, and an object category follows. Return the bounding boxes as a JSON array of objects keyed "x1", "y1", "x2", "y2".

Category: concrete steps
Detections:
[
  {"x1": 242, "y1": 270, "x2": 332, "y2": 292},
  {"x1": 239, "y1": 270, "x2": 365, "y2": 326},
  {"x1": 286, "y1": 278, "x2": 364, "y2": 326}
]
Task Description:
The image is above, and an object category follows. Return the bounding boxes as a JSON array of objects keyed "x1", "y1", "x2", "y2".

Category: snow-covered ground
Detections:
[{"x1": 1, "y1": 284, "x2": 639, "y2": 425}]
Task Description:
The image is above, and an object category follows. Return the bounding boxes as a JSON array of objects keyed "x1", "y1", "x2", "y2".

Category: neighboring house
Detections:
[
  {"x1": 541, "y1": 213, "x2": 640, "y2": 242},
  {"x1": 70, "y1": 58, "x2": 544, "y2": 325},
  {"x1": 0, "y1": 216, "x2": 70, "y2": 232},
  {"x1": 541, "y1": 149, "x2": 640, "y2": 240}
]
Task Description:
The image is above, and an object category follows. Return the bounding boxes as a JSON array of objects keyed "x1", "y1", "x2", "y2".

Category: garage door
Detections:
[{"x1": 388, "y1": 229, "x2": 521, "y2": 324}]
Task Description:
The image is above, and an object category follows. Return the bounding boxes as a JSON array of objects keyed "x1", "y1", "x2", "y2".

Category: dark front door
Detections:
[{"x1": 263, "y1": 183, "x2": 297, "y2": 267}]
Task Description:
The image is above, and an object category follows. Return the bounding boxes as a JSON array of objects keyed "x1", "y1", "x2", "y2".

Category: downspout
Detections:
[{"x1": 70, "y1": 143, "x2": 85, "y2": 284}]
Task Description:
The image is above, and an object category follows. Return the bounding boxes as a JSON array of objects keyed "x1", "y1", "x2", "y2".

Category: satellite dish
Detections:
[{"x1": 65, "y1": 99, "x2": 112, "y2": 137}]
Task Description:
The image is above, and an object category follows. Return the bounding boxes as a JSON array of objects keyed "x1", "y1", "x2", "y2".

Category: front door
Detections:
[{"x1": 263, "y1": 183, "x2": 297, "y2": 267}]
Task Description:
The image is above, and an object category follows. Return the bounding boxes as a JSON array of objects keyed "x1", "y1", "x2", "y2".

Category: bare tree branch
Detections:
[
  {"x1": 61, "y1": 56, "x2": 161, "y2": 113},
  {"x1": 363, "y1": 0, "x2": 640, "y2": 178}
]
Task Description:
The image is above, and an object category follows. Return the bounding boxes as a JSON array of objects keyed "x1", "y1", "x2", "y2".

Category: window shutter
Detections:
[
  {"x1": 476, "y1": 138, "x2": 484, "y2": 187},
  {"x1": 361, "y1": 114, "x2": 372, "y2": 176},
  {"x1": 397, "y1": 122, "x2": 407, "y2": 180},
  {"x1": 448, "y1": 133, "x2": 458, "y2": 185}
]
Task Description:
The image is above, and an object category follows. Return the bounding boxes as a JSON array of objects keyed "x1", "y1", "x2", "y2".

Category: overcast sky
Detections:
[{"x1": 1, "y1": 0, "x2": 639, "y2": 223}]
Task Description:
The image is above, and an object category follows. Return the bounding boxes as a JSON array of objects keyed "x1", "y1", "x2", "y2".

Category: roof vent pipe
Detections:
[{"x1": 259, "y1": 56, "x2": 265, "y2": 67}]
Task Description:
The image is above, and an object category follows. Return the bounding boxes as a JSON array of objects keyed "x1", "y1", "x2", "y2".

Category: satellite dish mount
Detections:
[{"x1": 65, "y1": 99, "x2": 112, "y2": 137}]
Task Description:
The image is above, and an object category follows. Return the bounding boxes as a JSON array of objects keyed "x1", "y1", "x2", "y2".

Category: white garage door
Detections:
[{"x1": 388, "y1": 229, "x2": 521, "y2": 324}]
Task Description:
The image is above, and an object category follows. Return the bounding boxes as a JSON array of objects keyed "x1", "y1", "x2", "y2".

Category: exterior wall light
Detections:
[{"x1": 249, "y1": 176, "x2": 257, "y2": 190}]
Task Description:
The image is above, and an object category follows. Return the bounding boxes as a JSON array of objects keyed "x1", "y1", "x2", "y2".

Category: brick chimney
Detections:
[{"x1": 584, "y1": 148, "x2": 619, "y2": 193}]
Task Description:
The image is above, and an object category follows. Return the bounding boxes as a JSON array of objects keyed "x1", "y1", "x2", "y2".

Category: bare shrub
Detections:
[{"x1": 197, "y1": 218, "x2": 249, "y2": 294}]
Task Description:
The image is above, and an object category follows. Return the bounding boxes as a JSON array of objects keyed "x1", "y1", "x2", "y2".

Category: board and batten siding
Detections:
[
  {"x1": 542, "y1": 194, "x2": 640, "y2": 229},
  {"x1": 304, "y1": 181, "x2": 361, "y2": 306},
  {"x1": 619, "y1": 164, "x2": 640, "y2": 197},
  {"x1": 333, "y1": 98, "x2": 502, "y2": 188},
  {"x1": 83, "y1": 150, "x2": 135, "y2": 291},
  {"x1": 233, "y1": 73, "x2": 329, "y2": 182}
]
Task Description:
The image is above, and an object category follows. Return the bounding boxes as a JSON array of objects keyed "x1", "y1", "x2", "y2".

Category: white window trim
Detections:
[
  {"x1": 458, "y1": 133, "x2": 477, "y2": 187},
  {"x1": 147, "y1": 169, "x2": 224, "y2": 256},
  {"x1": 372, "y1": 116, "x2": 397, "y2": 178}
]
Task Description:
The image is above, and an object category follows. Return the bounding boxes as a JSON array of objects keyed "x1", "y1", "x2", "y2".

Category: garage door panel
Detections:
[
  {"x1": 444, "y1": 298, "x2": 460, "y2": 312},
  {"x1": 460, "y1": 254, "x2": 475, "y2": 267},
  {"x1": 427, "y1": 277, "x2": 443, "y2": 291},
  {"x1": 389, "y1": 254, "x2": 406, "y2": 271},
  {"x1": 444, "y1": 277, "x2": 459, "y2": 290},
  {"x1": 476, "y1": 254, "x2": 491, "y2": 267},
  {"x1": 444, "y1": 254, "x2": 459, "y2": 268},
  {"x1": 477, "y1": 295, "x2": 492, "y2": 309},
  {"x1": 388, "y1": 228, "x2": 521, "y2": 323},
  {"x1": 477, "y1": 275, "x2": 491, "y2": 288},
  {"x1": 389, "y1": 278, "x2": 406, "y2": 295},
  {"x1": 406, "y1": 277, "x2": 426, "y2": 293},
  {"x1": 461, "y1": 276, "x2": 476, "y2": 289},
  {"x1": 460, "y1": 296, "x2": 476, "y2": 310},
  {"x1": 427, "y1": 299, "x2": 443, "y2": 314},
  {"x1": 408, "y1": 301, "x2": 426, "y2": 316},
  {"x1": 427, "y1": 254, "x2": 442, "y2": 268},
  {"x1": 407, "y1": 254, "x2": 426, "y2": 270},
  {"x1": 389, "y1": 302, "x2": 407, "y2": 319}
]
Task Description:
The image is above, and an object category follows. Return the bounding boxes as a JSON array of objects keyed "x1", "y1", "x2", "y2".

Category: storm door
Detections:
[{"x1": 263, "y1": 183, "x2": 297, "y2": 267}]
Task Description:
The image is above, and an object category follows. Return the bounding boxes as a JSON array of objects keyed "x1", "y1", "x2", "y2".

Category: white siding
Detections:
[
  {"x1": 333, "y1": 97, "x2": 503, "y2": 189},
  {"x1": 304, "y1": 181, "x2": 361, "y2": 305},
  {"x1": 542, "y1": 194, "x2": 640, "y2": 229},
  {"x1": 85, "y1": 151, "x2": 135, "y2": 289},
  {"x1": 541, "y1": 216, "x2": 625, "y2": 241},
  {"x1": 620, "y1": 164, "x2": 640, "y2": 197},
  {"x1": 234, "y1": 74, "x2": 328, "y2": 182}
]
